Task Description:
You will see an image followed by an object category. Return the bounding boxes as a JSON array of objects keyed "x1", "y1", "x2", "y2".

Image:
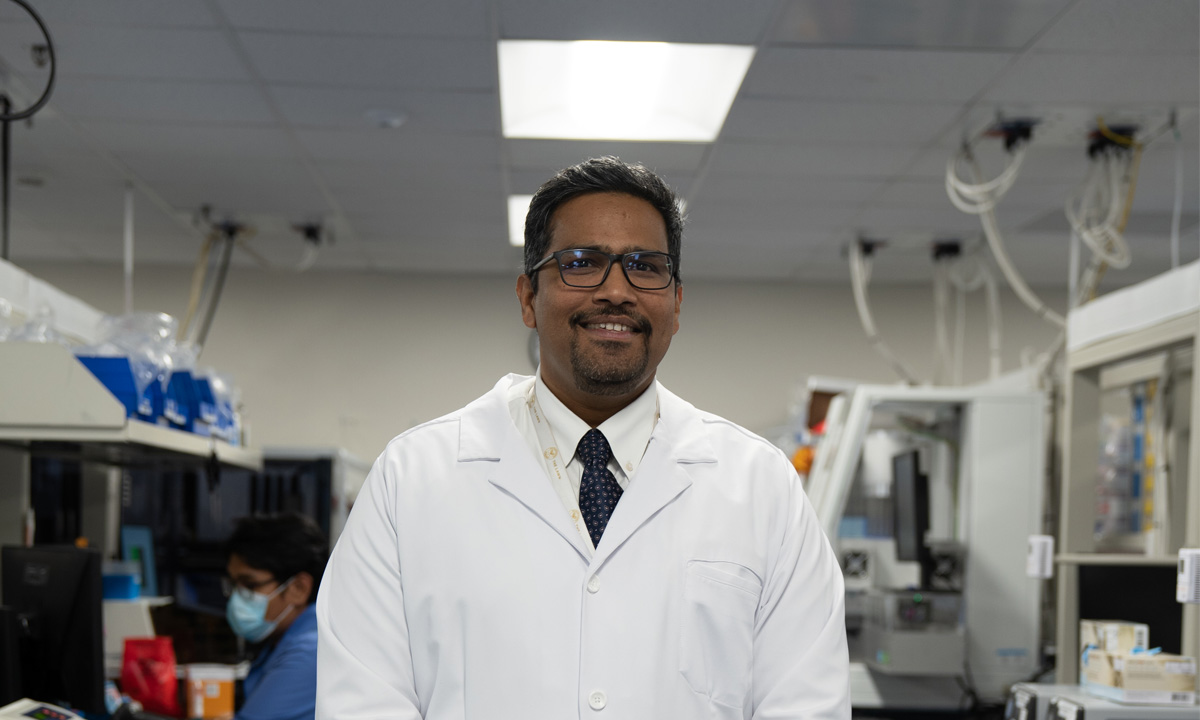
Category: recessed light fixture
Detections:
[
  {"x1": 498, "y1": 40, "x2": 755, "y2": 142},
  {"x1": 508, "y1": 194, "x2": 533, "y2": 247}
]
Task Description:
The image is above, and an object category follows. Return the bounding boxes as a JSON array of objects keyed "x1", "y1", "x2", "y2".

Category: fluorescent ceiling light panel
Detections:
[
  {"x1": 499, "y1": 40, "x2": 755, "y2": 142},
  {"x1": 508, "y1": 194, "x2": 533, "y2": 246}
]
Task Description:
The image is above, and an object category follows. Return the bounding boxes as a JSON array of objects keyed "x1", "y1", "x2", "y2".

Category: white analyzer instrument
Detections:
[{"x1": 0, "y1": 700, "x2": 85, "y2": 720}]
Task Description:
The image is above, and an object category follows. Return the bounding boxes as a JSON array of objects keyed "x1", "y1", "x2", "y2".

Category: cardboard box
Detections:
[
  {"x1": 185, "y1": 664, "x2": 235, "y2": 720},
  {"x1": 1079, "y1": 619, "x2": 1149, "y2": 655},
  {"x1": 1082, "y1": 649, "x2": 1197, "y2": 706}
]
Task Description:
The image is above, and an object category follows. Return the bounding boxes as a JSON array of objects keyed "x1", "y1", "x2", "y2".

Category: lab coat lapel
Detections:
[
  {"x1": 460, "y1": 376, "x2": 591, "y2": 561},
  {"x1": 590, "y1": 384, "x2": 716, "y2": 567}
]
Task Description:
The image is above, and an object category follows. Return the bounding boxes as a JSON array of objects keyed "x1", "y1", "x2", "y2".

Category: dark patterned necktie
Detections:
[{"x1": 577, "y1": 429, "x2": 623, "y2": 548}]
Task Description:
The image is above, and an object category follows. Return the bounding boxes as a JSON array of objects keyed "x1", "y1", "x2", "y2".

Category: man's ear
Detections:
[
  {"x1": 287, "y1": 572, "x2": 314, "y2": 604},
  {"x1": 516, "y1": 274, "x2": 537, "y2": 330}
]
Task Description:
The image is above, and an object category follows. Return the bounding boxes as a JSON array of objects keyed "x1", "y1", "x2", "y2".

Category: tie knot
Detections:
[{"x1": 576, "y1": 429, "x2": 612, "y2": 469}]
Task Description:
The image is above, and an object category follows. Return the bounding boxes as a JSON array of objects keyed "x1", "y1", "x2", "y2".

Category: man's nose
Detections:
[{"x1": 593, "y1": 261, "x2": 638, "y2": 303}]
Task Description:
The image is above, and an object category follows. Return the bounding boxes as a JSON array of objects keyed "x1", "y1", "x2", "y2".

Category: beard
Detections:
[{"x1": 568, "y1": 313, "x2": 652, "y2": 396}]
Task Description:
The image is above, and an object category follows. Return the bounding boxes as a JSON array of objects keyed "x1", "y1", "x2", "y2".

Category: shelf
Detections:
[
  {"x1": 0, "y1": 342, "x2": 261, "y2": 471},
  {"x1": 1056, "y1": 553, "x2": 1180, "y2": 567}
]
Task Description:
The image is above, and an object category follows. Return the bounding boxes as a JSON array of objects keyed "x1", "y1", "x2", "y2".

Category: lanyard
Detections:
[{"x1": 527, "y1": 386, "x2": 592, "y2": 549}]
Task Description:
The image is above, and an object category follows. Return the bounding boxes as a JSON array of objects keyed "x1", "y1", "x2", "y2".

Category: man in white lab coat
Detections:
[{"x1": 316, "y1": 157, "x2": 850, "y2": 719}]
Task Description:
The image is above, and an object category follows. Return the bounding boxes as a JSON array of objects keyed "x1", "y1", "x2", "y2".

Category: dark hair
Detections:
[
  {"x1": 224, "y1": 513, "x2": 329, "y2": 605},
  {"x1": 523, "y1": 156, "x2": 684, "y2": 291}
]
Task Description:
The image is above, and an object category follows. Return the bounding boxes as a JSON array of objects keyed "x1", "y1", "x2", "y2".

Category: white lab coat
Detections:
[{"x1": 316, "y1": 375, "x2": 849, "y2": 720}]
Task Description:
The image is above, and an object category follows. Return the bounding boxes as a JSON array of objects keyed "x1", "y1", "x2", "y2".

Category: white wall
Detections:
[{"x1": 21, "y1": 262, "x2": 1067, "y2": 463}]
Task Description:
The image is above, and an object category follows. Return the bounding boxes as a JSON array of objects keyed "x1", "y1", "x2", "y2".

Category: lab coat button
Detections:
[
  {"x1": 586, "y1": 575, "x2": 601, "y2": 593},
  {"x1": 588, "y1": 691, "x2": 606, "y2": 710}
]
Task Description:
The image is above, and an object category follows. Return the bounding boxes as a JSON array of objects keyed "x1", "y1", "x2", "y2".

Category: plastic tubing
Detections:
[
  {"x1": 1067, "y1": 155, "x2": 1132, "y2": 269},
  {"x1": 848, "y1": 242, "x2": 919, "y2": 385},
  {"x1": 945, "y1": 146, "x2": 1026, "y2": 215},
  {"x1": 977, "y1": 200, "x2": 1066, "y2": 327},
  {"x1": 947, "y1": 151, "x2": 1067, "y2": 328},
  {"x1": 983, "y1": 266, "x2": 1002, "y2": 379}
]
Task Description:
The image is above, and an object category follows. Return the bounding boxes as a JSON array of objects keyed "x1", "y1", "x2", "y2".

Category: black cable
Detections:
[
  {"x1": 1, "y1": 0, "x2": 57, "y2": 260},
  {"x1": 0, "y1": 0, "x2": 57, "y2": 122}
]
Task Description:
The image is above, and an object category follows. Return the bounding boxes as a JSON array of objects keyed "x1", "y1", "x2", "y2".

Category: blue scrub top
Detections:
[{"x1": 237, "y1": 604, "x2": 318, "y2": 720}]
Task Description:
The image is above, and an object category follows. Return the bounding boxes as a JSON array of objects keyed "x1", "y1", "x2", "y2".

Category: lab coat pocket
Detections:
[{"x1": 679, "y1": 560, "x2": 761, "y2": 709}]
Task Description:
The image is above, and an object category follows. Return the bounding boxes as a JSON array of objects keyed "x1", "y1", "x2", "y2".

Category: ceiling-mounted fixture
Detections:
[
  {"x1": 498, "y1": 40, "x2": 754, "y2": 142},
  {"x1": 508, "y1": 195, "x2": 533, "y2": 247}
]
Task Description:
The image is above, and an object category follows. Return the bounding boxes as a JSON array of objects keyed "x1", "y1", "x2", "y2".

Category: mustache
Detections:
[{"x1": 570, "y1": 310, "x2": 650, "y2": 334}]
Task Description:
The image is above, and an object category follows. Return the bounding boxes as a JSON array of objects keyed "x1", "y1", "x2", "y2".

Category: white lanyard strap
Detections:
[{"x1": 527, "y1": 387, "x2": 590, "y2": 546}]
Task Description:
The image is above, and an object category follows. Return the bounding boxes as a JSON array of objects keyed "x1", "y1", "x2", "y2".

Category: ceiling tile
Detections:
[
  {"x1": 506, "y1": 141, "x2": 710, "y2": 176},
  {"x1": 9, "y1": 114, "x2": 112, "y2": 162},
  {"x1": 743, "y1": 48, "x2": 1013, "y2": 102},
  {"x1": 51, "y1": 77, "x2": 276, "y2": 124},
  {"x1": 0, "y1": 2, "x2": 217, "y2": 26},
  {"x1": 681, "y1": 244, "x2": 820, "y2": 281},
  {"x1": 215, "y1": 0, "x2": 488, "y2": 38},
  {"x1": 722, "y1": 98, "x2": 964, "y2": 144},
  {"x1": 237, "y1": 32, "x2": 495, "y2": 90},
  {"x1": 269, "y1": 86, "x2": 497, "y2": 134},
  {"x1": 496, "y1": 0, "x2": 774, "y2": 43},
  {"x1": 696, "y1": 174, "x2": 884, "y2": 208},
  {"x1": 506, "y1": 169, "x2": 697, "y2": 199},
  {"x1": 117, "y1": 157, "x2": 328, "y2": 218},
  {"x1": 1034, "y1": 0, "x2": 1199, "y2": 55},
  {"x1": 319, "y1": 162, "x2": 502, "y2": 196},
  {"x1": 41, "y1": 26, "x2": 249, "y2": 81},
  {"x1": 710, "y1": 141, "x2": 919, "y2": 178},
  {"x1": 83, "y1": 121, "x2": 298, "y2": 159},
  {"x1": 353, "y1": 212, "x2": 503, "y2": 243},
  {"x1": 361, "y1": 237, "x2": 518, "y2": 275},
  {"x1": 854, "y1": 205, "x2": 992, "y2": 236},
  {"x1": 686, "y1": 200, "x2": 859, "y2": 236},
  {"x1": 986, "y1": 53, "x2": 1199, "y2": 105},
  {"x1": 770, "y1": 0, "x2": 1073, "y2": 50},
  {"x1": 876, "y1": 176, "x2": 1077, "y2": 210},
  {"x1": 296, "y1": 130, "x2": 500, "y2": 164}
]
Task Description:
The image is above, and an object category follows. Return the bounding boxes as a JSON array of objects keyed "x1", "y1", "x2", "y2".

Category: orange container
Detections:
[{"x1": 184, "y1": 664, "x2": 236, "y2": 720}]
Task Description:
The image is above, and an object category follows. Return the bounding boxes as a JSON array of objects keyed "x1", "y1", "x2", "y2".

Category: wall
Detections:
[{"x1": 21, "y1": 262, "x2": 1067, "y2": 463}]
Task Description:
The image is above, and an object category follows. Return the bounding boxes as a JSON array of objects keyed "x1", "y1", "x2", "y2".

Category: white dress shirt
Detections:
[{"x1": 506, "y1": 371, "x2": 658, "y2": 553}]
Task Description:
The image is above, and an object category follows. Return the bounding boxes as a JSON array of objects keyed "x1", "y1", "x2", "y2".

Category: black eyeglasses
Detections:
[
  {"x1": 530, "y1": 249, "x2": 675, "y2": 290},
  {"x1": 221, "y1": 576, "x2": 277, "y2": 599}
]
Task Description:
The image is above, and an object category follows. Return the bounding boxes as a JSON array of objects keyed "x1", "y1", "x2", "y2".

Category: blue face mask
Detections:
[{"x1": 226, "y1": 577, "x2": 295, "y2": 643}]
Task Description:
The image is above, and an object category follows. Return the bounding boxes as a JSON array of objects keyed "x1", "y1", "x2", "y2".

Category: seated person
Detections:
[{"x1": 224, "y1": 513, "x2": 328, "y2": 720}]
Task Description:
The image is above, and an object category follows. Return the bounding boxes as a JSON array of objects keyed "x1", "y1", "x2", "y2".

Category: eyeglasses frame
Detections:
[
  {"x1": 221, "y1": 575, "x2": 280, "y2": 599},
  {"x1": 529, "y1": 248, "x2": 676, "y2": 290}
]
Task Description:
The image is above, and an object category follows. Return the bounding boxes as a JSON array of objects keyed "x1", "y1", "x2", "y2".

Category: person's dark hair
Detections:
[
  {"x1": 523, "y1": 156, "x2": 684, "y2": 292},
  {"x1": 224, "y1": 512, "x2": 328, "y2": 605}
]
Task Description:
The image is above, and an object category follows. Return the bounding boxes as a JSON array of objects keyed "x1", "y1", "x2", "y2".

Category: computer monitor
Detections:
[
  {"x1": 0, "y1": 545, "x2": 105, "y2": 713},
  {"x1": 892, "y1": 450, "x2": 934, "y2": 589}
]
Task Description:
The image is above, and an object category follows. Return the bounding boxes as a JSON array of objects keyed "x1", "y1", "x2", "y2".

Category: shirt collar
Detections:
[{"x1": 534, "y1": 370, "x2": 658, "y2": 478}]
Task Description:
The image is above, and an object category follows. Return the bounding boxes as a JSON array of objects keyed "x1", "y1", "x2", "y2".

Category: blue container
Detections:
[
  {"x1": 165, "y1": 370, "x2": 197, "y2": 431},
  {"x1": 77, "y1": 356, "x2": 157, "y2": 421},
  {"x1": 102, "y1": 562, "x2": 141, "y2": 600}
]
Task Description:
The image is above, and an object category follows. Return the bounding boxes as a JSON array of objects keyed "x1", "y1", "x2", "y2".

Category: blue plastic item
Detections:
[
  {"x1": 101, "y1": 565, "x2": 140, "y2": 600},
  {"x1": 76, "y1": 356, "x2": 157, "y2": 421},
  {"x1": 195, "y1": 376, "x2": 218, "y2": 424},
  {"x1": 165, "y1": 370, "x2": 197, "y2": 431}
]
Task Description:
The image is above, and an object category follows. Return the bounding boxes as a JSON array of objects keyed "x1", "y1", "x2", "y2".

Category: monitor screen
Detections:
[
  {"x1": 1, "y1": 545, "x2": 105, "y2": 713},
  {"x1": 892, "y1": 450, "x2": 930, "y2": 565}
]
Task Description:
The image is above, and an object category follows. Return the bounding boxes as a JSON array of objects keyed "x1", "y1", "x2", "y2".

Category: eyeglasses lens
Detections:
[{"x1": 557, "y1": 250, "x2": 671, "y2": 289}]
